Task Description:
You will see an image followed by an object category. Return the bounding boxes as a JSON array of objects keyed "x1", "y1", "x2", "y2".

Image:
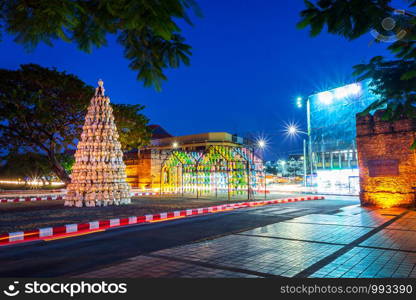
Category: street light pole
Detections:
[
  {"x1": 303, "y1": 139, "x2": 307, "y2": 187},
  {"x1": 307, "y1": 97, "x2": 313, "y2": 187},
  {"x1": 247, "y1": 160, "x2": 250, "y2": 201},
  {"x1": 248, "y1": 139, "x2": 267, "y2": 201},
  {"x1": 263, "y1": 163, "x2": 267, "y2": 200},
  {"x1": 290, "y1": 96, "x2": 313, "y2": 188}
]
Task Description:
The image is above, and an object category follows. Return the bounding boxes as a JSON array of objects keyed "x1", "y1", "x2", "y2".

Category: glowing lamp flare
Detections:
[
  {"x1": 257, "y1": 139, "x2": 266, "y2": 149},
  {"x1": 318, "y1": 91, "x2": 333, "y2": 105},
  {"x1": 284, "y1": 122, "x2": 305, "y2": 137},
  {"x1": 318, "y1": 83, "x2": 362, "y2": 104},
  {"x1": 288, "y1": 125, "x2": 298, "y2": 135},
  {"x1": 296, "y1": 97, "x2": 303, "y2": 108}
]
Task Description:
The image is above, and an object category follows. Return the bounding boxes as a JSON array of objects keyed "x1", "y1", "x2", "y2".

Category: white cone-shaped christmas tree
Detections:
[{"x1": 65, "y1": 80, "x2": 131, "y2": 207}]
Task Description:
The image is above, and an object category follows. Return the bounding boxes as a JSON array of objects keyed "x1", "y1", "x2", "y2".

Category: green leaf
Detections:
[{"x1": 401, "y1": 70, "x2": 416, "y2": 80}]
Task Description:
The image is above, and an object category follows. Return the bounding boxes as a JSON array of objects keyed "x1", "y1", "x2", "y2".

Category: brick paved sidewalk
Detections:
[{"x1": 78, "y1": 204, "x2": 416, "y2": 278}]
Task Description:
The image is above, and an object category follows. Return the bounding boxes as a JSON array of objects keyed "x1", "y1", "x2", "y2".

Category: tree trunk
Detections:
[{"x1": 48, "y1": 152, "x2": 71, "y2": 184}]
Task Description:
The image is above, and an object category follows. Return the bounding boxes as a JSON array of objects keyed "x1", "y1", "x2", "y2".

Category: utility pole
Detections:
[
  {"x1": 307, "y1": 97, "x2": 314, "y2": 186},
  {"x1": 303, "y1": 139, "x2": 307, "y2": 187}
]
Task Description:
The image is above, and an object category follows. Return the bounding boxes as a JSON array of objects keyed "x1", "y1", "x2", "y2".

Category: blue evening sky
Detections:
[{"x1": 0, "y1": 0, "x2": 394, "y2": 160}]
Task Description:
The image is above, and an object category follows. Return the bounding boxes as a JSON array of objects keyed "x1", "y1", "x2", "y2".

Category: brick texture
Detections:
[
  {"x1": 356, "y1": 110, "x2": 416, "y2": 207},
  {"x1": 125, "y1": 149, "x2": 171, "y2": 189}
]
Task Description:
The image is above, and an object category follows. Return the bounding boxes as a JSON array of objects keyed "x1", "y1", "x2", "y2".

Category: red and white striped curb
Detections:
[
  {"x1": 0, "y1": 195, "x2": 64, "y2": 203},
  {"x1": 0, "y1": 192, "x2": 180, "y2": 204},
  {"x1": 0, "y1": 195, "x2": 325, "y2": 246},
  {"x1": 132, "y1": 192, "x2": 159, "y2": 196},
  {"x1": 0, "y1": 190, "x2": 271, "y2": 203},
  {"x1": 131, "y1": 191, "x2": 180, "y2": 197},
  {"x1": 132, "y1": 191, "x2": 271, "y2": 196}
]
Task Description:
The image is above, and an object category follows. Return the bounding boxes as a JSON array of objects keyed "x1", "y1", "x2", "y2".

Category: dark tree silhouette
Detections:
[
  {"x1": 0, "y1": 64, "x2": 150, "y2": 183},
  {"x1": 298, "y1": 0, "x2": 416, "y2": 148},
  {"x1": 0, "y1": 0, "x2": 201, "y2": 90}
]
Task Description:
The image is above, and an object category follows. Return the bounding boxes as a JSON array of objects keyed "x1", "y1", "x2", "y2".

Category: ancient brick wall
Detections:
[
  {"x1": 124, "y1": 152, "x2": 140, "y2": 188},
  {"x1": 356, "y1": 110, "x2": 416, "y2": 208},
  {"x1": 148, "y1": 150, "x2": 171, "y2": 189},
  {"x1": 124, "y1": 149, "x2": 171, "y2": 190},
  {"x1": 135, "y1": 150, "x2": 152, "y2": 189}
]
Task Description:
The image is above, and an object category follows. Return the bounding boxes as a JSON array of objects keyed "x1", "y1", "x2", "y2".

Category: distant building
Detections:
[
  {"x1": 307, "y1": 80, "x2": 378, "y2": 194},
  {"x1": 124, "y1": 129, "x2": 263, "y2": 195},
  {"x1": 150, "y1": 131, "x2": 247, "y2": 151},
  {"x1": 288, "y1": 154, "x2": 304, "y2": 161},
  {"x1": 265, "y1": 155, "x2": 304, "y2": 177}
]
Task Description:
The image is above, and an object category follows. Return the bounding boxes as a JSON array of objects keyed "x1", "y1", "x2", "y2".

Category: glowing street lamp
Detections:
[
  {"x1": 172, "y1": 142, "x2": 179, "y2": 148},
  {"x1": 296, "y1": 97, "x2": 303, "y2": 108},
  {"x1": 284, "y1": 122, "x2": 306, "y2": 138},
  {"x1": 288, "y1": 124, "x2": 298, "y2": 136},
  {"x1": 257, "y1": 139, "x2": 266, "y2": 149}
]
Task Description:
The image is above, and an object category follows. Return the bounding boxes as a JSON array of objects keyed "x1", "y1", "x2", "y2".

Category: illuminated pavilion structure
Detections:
[{"x1": 124, "y1": 132, "x2": 265, "y2": 199}]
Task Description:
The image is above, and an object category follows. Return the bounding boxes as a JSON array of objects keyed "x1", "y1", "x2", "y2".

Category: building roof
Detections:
[
  {"x1": 150, "y1": 132, "x2": 247, "y2": 149},
  {"x1": 148, "y1": 125, "x2": 172, "y2": 139}
]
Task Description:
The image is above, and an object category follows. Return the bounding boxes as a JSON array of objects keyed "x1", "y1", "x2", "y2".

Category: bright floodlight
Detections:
[
  {"x1": 334, "y1": 87, "x2": 348, "y2": 99},
  {"x1": 257, "y1": 139, "x2": 266, "y2": 149},
  {"x1": 318, "y1": 91, "x2": 333, "y2": 105},
  {"x1": 347, "y1": 83, "x2": 362, "y2": 95},
  {"x1": 296, "y1": 97, "x2": 303, "y2": 108},
  {"x1": 172, "y1": 142, "x2": 179, "y2": 148}
]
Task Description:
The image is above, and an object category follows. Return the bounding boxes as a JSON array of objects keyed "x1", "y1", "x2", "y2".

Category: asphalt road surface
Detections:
[{"x1": 0, "y1": 196, "x2": 361, "y2": 277}]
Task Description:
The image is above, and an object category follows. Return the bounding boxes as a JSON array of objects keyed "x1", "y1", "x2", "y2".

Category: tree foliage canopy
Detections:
[
  {"x1": 0, "y1": 152, "x2": 53, "y2": 182},
  {"x1": 0, "y1": 64, "x2": 151, "y2": 183},
  {"x1": 0, "y1": 0, "x2": 201, "y2": 90},
  {"x1": 298, "y1": 0, "x2": 416, "y2": 148},
  {"x1": 112, "y1": 103, "x2": 151, "y2": 151}
]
